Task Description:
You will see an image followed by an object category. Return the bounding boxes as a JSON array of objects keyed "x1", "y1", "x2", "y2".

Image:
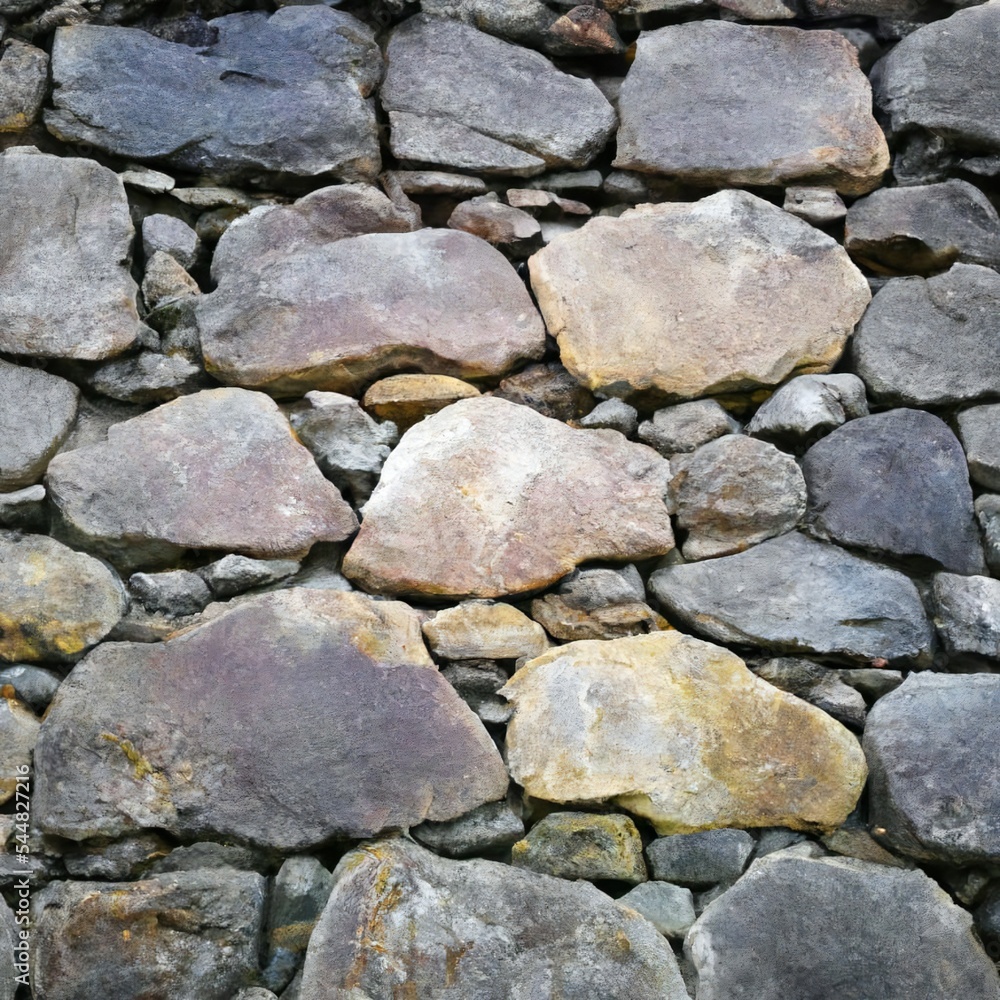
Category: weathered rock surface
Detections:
[
  {"x1": 638, "y1": 400, "x2": 739, "y2": 457},
  {"x1": 747, "y1": 374, "x2": 869, "y2": 446},
  {"x1": 413, "y1": 799, "x2": 526, "y2": 858},
  {"x1": 343, "y1": 397, "x2": 674, "y2": 598},
  {"x1": 686, "y1": 853, "x2": 1000, "y2": 1000},
  {"x1": 853, "y1": 263, "x2": 1000, "y2": 406},
  {"x1": 142, "y1": 251, "x2": 199, "y2": 309},
  {"x1": 650, "y1": 532, "x2": 933, "y2": 664},
  {"x1": 442, "y1": 660, "x2": 515, "y2": 724},
  {"x1": 0, "y1": 361, "x2": 79, "y2": 491},
  {"x1": 47, "y1": 388, "x2": 357, "y2": 570},
  {"x1": 423, "y1": 601, "x2": 549, "y2": 660},
  {"x1": 502, "y1": 632, "x2": 867, "y2": 835},
  {"x1": 198, "y1": 190, "x2": 543, "y2": 396},
  {"x1": 670, "y1": 435, "x2": 807, "y2": 560},
  {"x1": 46, "y1": 8, "x2": 383, "y2": 182},
  {"x1": 0, "y1": 692, "x2": 39, "y2": 804},
  {"x1": 511, "y1": 811, "x2": 647, "y2": 884},
  {"x1": 529, "y1": 191, "x2": 870, "y2": 401},
  {"x1": 577, "y1": 399, "x2": 638, "y2": 437},
  {"x1": 647, "y1": 829, "x2": 754, "y2": 887},
  {"x1": 978, "y1": 495, "x2": 1000, "y2": 575},
  {"x1": 361, "y1": 374, "x2": 481, "y2": 432},
  {"x1": 492, "y1": 362, "x2": 596, "y2": 422},
  {"x1": 32, "y1": 870, "x2": 266, "y2": 1000},
  {"x1": 0, "y1": 40, "x2": 48, "y2": 131},
  {"x1": 618, "y1": 881, "x2": 695, "y2": 939},
  {"x1": 753, "y1": 658, "x2": 867, "y2": 729},
  {"x1": 142, "y1": 213, "x2": 201, "y2": 271},
  {"x1": 298, "y1": 839, "x2": 689, "y2": 999},
  {"x1": 846, "y1": 180, "x2": 1000, "y2": 275},
  {"x1": 615, "y1": 21, "x2": 888, "y2": 194},
  {"x1": 197, "y1": 554, "x2": 300, "y2": 598},
  {"x1": 129, "y1": 570, "x2": 212, "y2": 617},
  {"x1": 0, "y1": 531, "x2": 126, "y2": 662},
  {"x1": 865, "y1": 673, "x2": 1000, "y2": 864},
  {"x1": 448, "y1": 194, "x2": 542, "y2": 257},
  {"x1": 381, "y1": 15, "x2": 616, "y2": 175},
  {"x1": 958, "y1": 403, "x2": 1000, "y2": 490},
  {"x1": 0, "y1": 148, "x2": 141, "y2": 360},
  {"x1": 34, "y1": 589, "x2": 508, "y2": 849},
  {"x1": 0, "y1": 664, "x2": 60, "y2": 712},
  {"x1": 802, "y1": 408, "x2": 984, "y2": 574},
  {"x1": 782, "y1": 186, "x2": 847, "y2": 225}
]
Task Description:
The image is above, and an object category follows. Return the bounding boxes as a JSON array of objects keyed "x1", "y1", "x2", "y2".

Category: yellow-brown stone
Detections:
[{"x1": 362, "y1": 374, "x2": 481, "y2": 431}]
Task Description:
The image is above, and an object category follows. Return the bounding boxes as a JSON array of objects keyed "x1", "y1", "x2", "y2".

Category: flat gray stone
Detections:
[
  {"x1": 978, "y1": 494, "x2": 1000, "y2": 575},
  {"x1": 853, "y1": 264, "x2": 1000, "y2": 406},
  {"x1": 686, "y1": 853, "x2": 1000, "y2": 1000},
  {"x1": 747, "y1": 374, "x2": 869, "y2": 446},
  {"x1": 412, "y1": 799, "x2": 525, "y2": 858},
  {"x1": 381, "y1": 15, "x2": 616, "y2": 175},
  {"x1": 931, "y1": 573, "x2": 1000, "y2": 659},
  {"x1": 958, "y1": 403, "x2": 1000, "y2": 490},
  {"x1": 647, "y1": 829, "x2": 754, "y2": 887},
  {"x1": 128, "y1": 570, "x2": 212, "y2": 617},
  {"x1": 782, "y1": 186, "x2": 847, "y2": 225},
  {"x1": 618, "y1": 881, "x2": 696, "y2": 939},
  {"x1": 753, "y1": 658, "x2": 867, "y2": 729},
  {"x1": 196, "y1": 554, "x2": 300, "y2": 598},
  {"x1": 0, "y1": 148, "x2": 141, "y2": 360},
  {"x1": 615, "y1": 21, "x2": 888, "y2": 195},
  {"x1": 802, "y1": 408, "x2": 983, "y2": 574},
  {"x1": 46, "y1": 8, "x2": 382, "y2": 183},
  {"x1": 650, "y1": 532, "x2": 933, "y2": 664},
  {"x1": 298, "y1": 839, "x2": 689, "y2": 1000},
  {"x1": 34, "y1": 589, "x2": 508, "y2": 849},
  {"x1": 639, "y1": 400, "x2": 739, "y2": 456},
  {"x1": 578, "y1": 399, "x2": 639, "y2": 437},
  {"x1": 142, "y1": 213, "x2": 201, "y2": 271}
]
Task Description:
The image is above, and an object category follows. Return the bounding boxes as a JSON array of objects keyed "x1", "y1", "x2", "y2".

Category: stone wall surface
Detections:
[{"x1": 0, "y1": 0, "x2": 999, "y2": 997}]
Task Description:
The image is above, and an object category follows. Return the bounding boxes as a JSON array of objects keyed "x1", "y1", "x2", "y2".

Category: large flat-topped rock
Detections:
[
  {"x1": 343, "y1": 396, "x2": 674, "y2": 598},
  {"x1": 34, "y1": 589, "x2": 508, "y2": 850},
  {"x1": 615, "y1": 21, "x2": 888, "y2": 194},
  {"x1": 529, "y1": 191, "x2": 870, "y2": 401},
  {"x1": 381, "y1": 14, "x2": 616, "y2": 175},
  {"x1": 198, "y1": 189, "x2": 545, "y2": 396},
  {"x1": 46, "y1": 388, "x2": 357, "y2": 570},
  {"x1": 0, "y1": 148, "x2": 140, "y2": 360},
  {"x1": 46, "y1": 8, "x2": 383, "y2": 182}
]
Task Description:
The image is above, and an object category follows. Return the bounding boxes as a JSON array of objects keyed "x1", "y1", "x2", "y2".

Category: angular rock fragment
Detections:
[
  {"x1": 423, "y1": 601, "x2": 549, "y2": 660},
  {"x1": 448, "y1": 195, "x2": 542, "y2": 257},
  {"x1": 381, "y1": 15, "x2": 616, "y2": 175},
  {"x1": 142, "y1": 213, "x2": 201, "y2": 271},
  {"x1": 529, "y1": 191, "x2": 870, "y2": 401},
  {"x1": 650, "y1": 532, "x2": 932, "y2": 664},
  {"x1": 686, "y1": 854, "x2": 1000, "y2": 1000},
  {"x1": 298, "y1": 839, "x2": 689, "y2": 999},
  {"x1": 802, "y1": 408, "x2": 984, "y2": 574},
  {"x1": 343, "y1": 397, "x2": 674, "y2": 598},
  {"x1": 782, "y1": 186, "x2": 847, "y2": 225},
  {"x1": 638, "y1": 400, "x2": 739, "y2": 456},
  {"x1": 958, "y1": 403, "x2": 1000, "y2": 490},
  {"x1": 32, "y1": 870, "x2": 266, "y2": 1000},
  {"x1": 198, "y1": 187, "x2": 544, "y2": 396},
  {"x1": 746, "y1": 373, "x2": 868, "y2": 446},
  {"x1": 142, "y1": 251, "x2": 199, "y2": 309},
  {"x1": 616, "y1": 21, "x2": 888, "y2": 194},
  {"x1": 865, "y1": 673, "x2": 1000, "y2": 864},
  {"x1": 670, "y1": 435, "x2": 807, "y2": 560},
  {"x1": 197, "y1": 554, "x2": 300, "y2": 598},
  {"x1": 931, "y1": 573, "x2": 1000, "y2": 659},
  {"x1": 47, "y1": 388, "x2": 357, "y2": 570},
  {"x1": 0, "y1": 692, "x2": 38, "y2": 804},
  {"x1": 502, "y1": 632, "x2": 867, "y2": 835},
  {"x1": 129, "y1": 570, "x2": 212, "y2": 617},
  {"x1": 492, "y1": 362, "x2": 596, "y2": 421},
  {"x1": 853, "y1": 263, "x2": 1000, "y2": 407},
  {"x1": 577, "y1": 399, "x2": 638, "y2": 437},
  {"x1": 412, "y1": 799, "x2": 525, "y2": 858},
  {"x1": 753, "y1": 657, "x2": 867, "y2": 728},
  {"x1": 34, "y1": 589, "x2": 508, "y2": 849},
  {"x1": 846, "y1": 180, "x2": 1000, "y2": 275},
  {"x1": 978, "y1": 495, "x2": 1000, "y2": 575},
  {"x1": 86, "y1": 352, "x2": 206, "y2": 405},
  {"x1": 0, "y1": 531, "x2": 126, "y2": 662},
  {"x1": 46, "y1": 8, "x2": 383, "y2": 182},
  {"x1": 647, "y1": 829, "x2": 754, "y2": 887},
  {"x1": 0, "y1": 148, "x2": 141, "y2": 360},
  {"x1": 441, "y1": 661, "x2": 513, "y2": 724},
  {"x1": 618, "y1": 881, "x2": 695, "y2": 939},
  {"x1": 0, "y1": 40, "x2": 48, "y2": 131}
]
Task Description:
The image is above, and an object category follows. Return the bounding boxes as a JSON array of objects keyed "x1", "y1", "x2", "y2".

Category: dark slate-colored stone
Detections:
[
  {"x1": 34, "y1": 589, "x2": 508, "y2": 850},
  {"x1": 46, "y1": 8, "x2": 382, "y2": 184},
  {"x1": 647, "y1": 829, "x2": 754, "y2": 888},
  {"x1": 686, "y1": 853, "x2": 1000, "y2": 1000},
  {"x1": 650, "y1": 532, "x2": 932, "y2": 664},
  {"x1": 801, "y1": 408, "x2": 984, "y2": 574},
  {"x1": 412, "y1": 799, "x2": 526, "y2": 859},
  {"x1": 865, "y1": 673, "x2": 1000, "y2": 864}
]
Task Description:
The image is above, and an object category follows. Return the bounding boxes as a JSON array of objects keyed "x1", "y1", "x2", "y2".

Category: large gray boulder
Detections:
[
  {"x1": 46, "y1": 388, "x2": 357, "y2": 570},
  {"x1": 615, "y1": 21, "x2": 888, "y2": 195},
  {"x1": 0, "y1": 148, "x2": 141, "y2": 360},
  {"x1": 381, "y1": 14, "x2": 616, "y2": 175},
  {"x1": 298, "y1": 839, "x2": 689, "y2": 999},
  {"x1": 46, "y1": 8, "x2": 382, "y2": 183},
  {"x1": 865, "y1": 673, "x2": 1000, "y2": 864},
  {"x1": 32, "y1": 870, "x2": 266, "y2": 1000},
  {"x1": 853, "y1": 263, "x2": 1000, "y2": 406},
  {"x1": 34, "y1": 589, "x2": 508, "y2": 850},
  {"x1": 650, "y1": 532, "x2": 933, "y2": 664},
  {"x1": 686, "y1": 853, "x2": 1000, "y2": 999},
  {"x1": 802, "y1": 408, "x2": 984, "y2": 575}
]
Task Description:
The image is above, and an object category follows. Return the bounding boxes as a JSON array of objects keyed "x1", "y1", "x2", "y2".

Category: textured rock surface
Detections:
[
  {"x1": 298, "y1": 839, "x2": 689, "y2": 999},
  {"x1": 361, "y1": 374, "x2": 481, "y2": 432},
  {"x1": 198, "y1": 192, "x2": 544, "y2": 396},
  {"x1": 865, "y1": 673, "x2": 1000, "y2": 863},
  {"x1": 32, "y1": 870, "x2": 266, "y2": 1000},
  {"x1": 647, "y1": 829, "x2": 754, "y2": 887},
  {"x1": 343, "y1": 397, "x2": 674, "y2": 598},
  {"x1": 0, "y1": 40, "x2": 47, "y2": 131},
  {"x1": 0, "y1": 531, "x2": 126, "y2": 662},
  {"x1": 618, "y1": 881, "x2": 695, "y2": 939},
  {"x1": 0, "y1": 692, "x2": 39, "y2": 804},
  {"x1": 686, "y1": 853, "x2": 1000, "y2": 1000},
  {"x1": 0, "y1": 148, "x2": 140, "y2": 360},
  {"x1": 802, "y1": 408, "x2": 984, "y2": 574},
  {"x1": 958, "y1": 403, "x2": 1000, "y2": 490},
  {"x1": 413, "y1": 799, "x2": 526, "y2": 858},
  {"x1": 381, "y1": 15, "x2": 616, "y2": 175},
  {"x1": 529, "y1": 191, "x2": 870, "y2": 401},
  {"x1": 423, "y1": 601, "x2": 549, "y2": 661},
  {"x1": 616, "y1": 21, "x2": 888, "y2": 194},
  {"x1": 46, "y1": 8, "x2": 383, "y2": 182},
  {"x1": 650, "y1": 532, "x2": 933, "y2": 664},
  {"x1": 853, "y1": 264, "x2": 1000, "y2": 406},
  {"x1": 47, "y1": 388, "x2": 357, "y2": 570},
  {"x1": 502, "y1": 632, "x2": 867, "y2": 834},
  {"x1": 932, "y1": 573, "x2": 1000, "y2": 658},
  {"x1": 746, "y1": 374, "x2": 869, "y2": 445},
  {"x1": 638, "y1": 400, "x2": 739, "y2": 456},
  {"x1": 34, "y1": 589, "x2": 508, "y2": 848}
]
